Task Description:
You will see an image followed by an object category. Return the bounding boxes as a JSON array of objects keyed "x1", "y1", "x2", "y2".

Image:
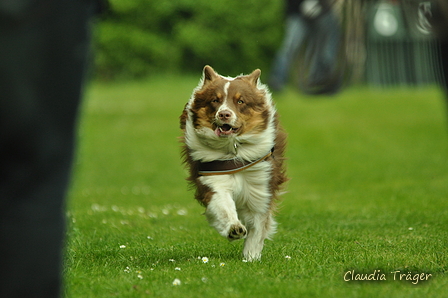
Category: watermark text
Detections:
[{"x1": 343, "y1": 270, "x2": 432, "y2": 285}]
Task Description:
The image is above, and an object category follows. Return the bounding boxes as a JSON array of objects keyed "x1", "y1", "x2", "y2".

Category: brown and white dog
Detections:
[{"x1": 180, "y1": 66, "x2": 287, "y2": 261}]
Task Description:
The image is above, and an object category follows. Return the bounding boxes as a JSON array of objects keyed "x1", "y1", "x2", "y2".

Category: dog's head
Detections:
[
  {"x1": 181, "y1": 66, "x2": 277, "y2": 160},
  {"x1": 181, "y1": 65, "x2": 272, "y2": 137}
]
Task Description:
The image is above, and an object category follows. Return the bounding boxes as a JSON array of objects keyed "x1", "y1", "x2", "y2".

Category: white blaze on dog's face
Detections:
[{"x1": 189, "y1": 66, "x2": 270, "y2": 139}]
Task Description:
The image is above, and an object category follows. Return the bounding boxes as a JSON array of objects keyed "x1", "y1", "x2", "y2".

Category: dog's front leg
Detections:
[
  {"x1": 243, "y1": 211, "x2": 276, "y2": 261},
  {"x1": 204, "y1": 191, "x2": 247, "y2": 240}
]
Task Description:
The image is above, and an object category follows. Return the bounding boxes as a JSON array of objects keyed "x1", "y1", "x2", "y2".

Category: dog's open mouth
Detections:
[{"x1": 215, "y1": 124, "x2": 239, "y2": 137}]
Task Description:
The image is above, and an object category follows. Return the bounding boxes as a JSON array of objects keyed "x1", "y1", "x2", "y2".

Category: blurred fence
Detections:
[{"x1": 365, "y1": 0, "x2": 445, "y2": 87}]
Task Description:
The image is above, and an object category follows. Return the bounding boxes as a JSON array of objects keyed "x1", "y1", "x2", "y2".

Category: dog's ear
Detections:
[
  {"x1": 246, "y1": 69, "x2": 261, "y2": 86},
  {"x1": 202, "y1": 65, "x2": 219, "y2": 85}
]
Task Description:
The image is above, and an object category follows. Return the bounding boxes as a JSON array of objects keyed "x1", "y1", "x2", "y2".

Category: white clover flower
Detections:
[
  {"x1": 242, "y1": 259, "x2": 248, "y2": 263},
  {"x1": 169, "y1": 259, "x2": 175, "y2": 262},
  {"x1": 177, "y1": 209, "x2": 187, "y2": 216},
  {"x1": 285, "y1": 255, "x2": 291, "y2": 260},
  {"x1": 220, "y1": 263, "x2": 225, "y2": 267},
  {"x1": 201, "y1": 277, "x2": 208, "y2": 283},
  {"x1": 120, "y1": 245, "x2": 126, "y2": 249},
  {"x1": 137, "y1": 274, "x2": 143, "y2": 279},
  {"x1": 202, "y1": 257, "x2": 209, "y2": 263},
  {"x1": 172, "y1": 278, "x2": 181, "y2": 286},
  {"x1": 175, "y1": 267, "x2": 181, "y2": 271}
]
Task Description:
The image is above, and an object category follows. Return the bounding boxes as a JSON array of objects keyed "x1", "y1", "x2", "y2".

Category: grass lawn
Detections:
[{"x1": 65, "y1": 75, "x2": 448, "y2": 297}]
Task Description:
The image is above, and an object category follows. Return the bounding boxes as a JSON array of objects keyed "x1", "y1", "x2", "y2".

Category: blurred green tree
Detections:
[{"x1": 94, "y1": 0, "x2": 283, "y2": 79}]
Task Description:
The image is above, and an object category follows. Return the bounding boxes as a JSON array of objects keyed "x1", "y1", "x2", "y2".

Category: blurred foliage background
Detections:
[{"x1": 94, "y1": 0, "x2": 284, "y2": 80}]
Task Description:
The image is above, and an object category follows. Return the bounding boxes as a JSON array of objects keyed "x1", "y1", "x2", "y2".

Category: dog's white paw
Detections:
[
  {"x1": 227, "y1": 224, "x2": 247, "y2": 241},
  {"x1": 243, "y1": 251, "x2": 262, "y2": 262}
]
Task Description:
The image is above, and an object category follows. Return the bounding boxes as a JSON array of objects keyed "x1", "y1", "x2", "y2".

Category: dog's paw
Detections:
[
  {"x1": 243, "y1": 251, "x2": 262, "y2": 262},
  {"x1": 227, "y1": 224, "x2": 247, "y2": 241}
]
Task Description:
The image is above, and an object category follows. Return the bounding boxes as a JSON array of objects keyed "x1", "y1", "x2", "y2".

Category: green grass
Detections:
[{"x1": 65, "y1": 76, "x2": 448, "y2": 297}]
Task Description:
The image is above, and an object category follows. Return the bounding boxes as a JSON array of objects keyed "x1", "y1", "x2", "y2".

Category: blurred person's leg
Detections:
[
  {"x1": 0, "y1": 1, "x2": 96, "y2": 297},
  {"x1": 308, "y1": 9, "x2": 341, "y2": 85},
  {"x1": 269, "y1": 14, "x2": 308, "y2": 92},
  {"x1": 440, "y1": 40, "x2": 448, "y2": 99}
]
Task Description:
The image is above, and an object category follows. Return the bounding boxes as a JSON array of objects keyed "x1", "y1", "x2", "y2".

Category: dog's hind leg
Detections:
[
  {"x1": 242, "y1": 211, "x2": 276, "y2": 261},
  {"x1": 205, "y1": 192, "x2": 247, "y2": 240}
]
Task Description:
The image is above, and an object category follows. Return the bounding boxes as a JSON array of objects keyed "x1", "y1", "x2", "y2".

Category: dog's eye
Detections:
[
  {"x1": 212, "y1": 98, "x2": 220, "y2": 103},
  {"x1": 237, "y1": 99, "x2": 244, "y2": 104}
]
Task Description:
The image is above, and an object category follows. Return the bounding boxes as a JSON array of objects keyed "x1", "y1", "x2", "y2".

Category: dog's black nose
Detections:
[{"x1": 218, "y1": 110, "x2": 232, "y2": 120}]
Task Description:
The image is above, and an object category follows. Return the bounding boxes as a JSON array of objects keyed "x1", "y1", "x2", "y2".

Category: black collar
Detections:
[{"x1": 198, "y1": 148, "x2": 274, "y2": 176}]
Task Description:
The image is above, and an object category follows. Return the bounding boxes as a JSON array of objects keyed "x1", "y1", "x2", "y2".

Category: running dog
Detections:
[{"x1": 180, "y1": 65, "x2": 287, "y2": 261}]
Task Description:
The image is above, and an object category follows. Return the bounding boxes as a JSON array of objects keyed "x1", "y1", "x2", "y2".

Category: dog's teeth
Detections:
[{"x1": 219, "y1": 127, "x2": 223, "y2": 132}]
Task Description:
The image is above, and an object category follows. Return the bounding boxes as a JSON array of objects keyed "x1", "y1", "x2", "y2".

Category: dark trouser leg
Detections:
[{"x1": 0, "y1": 1, "x2": 94, "y2": 297}]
